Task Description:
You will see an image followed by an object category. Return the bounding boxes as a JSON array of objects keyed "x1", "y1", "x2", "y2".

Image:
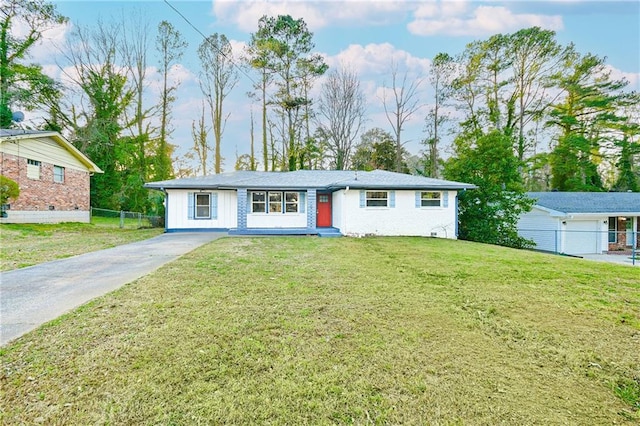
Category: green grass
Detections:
[
  {"x1": 1, "y1": 237, "x2": 639, "y2": 424},
  {"x1": 0, "y1": 221, "x2": 163, "y2": 271}
]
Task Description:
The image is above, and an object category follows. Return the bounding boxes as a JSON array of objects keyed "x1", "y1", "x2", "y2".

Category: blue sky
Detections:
[{"x1": 28, "y1": 1, "x2": 640, "y2": 171}]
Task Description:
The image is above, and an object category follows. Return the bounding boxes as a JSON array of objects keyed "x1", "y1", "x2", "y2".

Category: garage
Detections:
[{"x1": 564, "y1": 220, "x2": 599, "y2": 254}]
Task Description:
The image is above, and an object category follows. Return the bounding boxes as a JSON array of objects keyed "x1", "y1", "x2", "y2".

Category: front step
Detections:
[{"x1": 317, "y1": 227, "x2": 342, "y2": 238}]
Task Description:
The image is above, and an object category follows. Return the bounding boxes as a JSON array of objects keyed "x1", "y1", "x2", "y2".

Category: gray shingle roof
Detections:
[
  {"x1": 528, "y1": 192, "x2": 640, "y2": 214},
  {"x1": 145, "y1": 170, "x2": 476, "y2": 191},
  {"x1": 0, "y1": 129, "x2": 55, "y2": 138}
]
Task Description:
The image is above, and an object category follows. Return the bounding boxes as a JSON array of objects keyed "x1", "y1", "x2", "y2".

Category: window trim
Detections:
[
  {"x1": 252, "y1": 191, "x2": 266, "y2": 213},
  {"x1": 250, "y1": 191, "x2": 302, "y2": 214},
  {"x1": 284, "y1": 191, "x2": 299, "y2": 213},
  {"x1": 365, "y1": 191, "x2": 389, "y2": 208},
  {"x1": 53, "y1": 165, "x2": 65, "y2": 183},
  {"x1": 268, "y1": 192, "x2": 283, "y2": 213},
  {"x1": 420, "y1": 191, "x2": 441, "y2": 207},
  {"x1": 608, "y1": 216, "x2": 617, "y2": 243},
  {"x1": 27, "y1": 159, "x2": 41, "y2": 180},
  {"x1": 194, "y1": 192, "x2": 211, "y2": 219}
]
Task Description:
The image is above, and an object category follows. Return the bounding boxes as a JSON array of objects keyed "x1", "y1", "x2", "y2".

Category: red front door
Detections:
[{"x1": 317, "y1": 193, "x2": 332, "y2": 227}]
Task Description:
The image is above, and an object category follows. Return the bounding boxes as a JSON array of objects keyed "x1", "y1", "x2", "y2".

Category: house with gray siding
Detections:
[
  {"x1": 518, "y1": 192, "x2": 640, "y2": 254},
  {"x1": 145, "y1": 170, "x2": 475, "y2": 238}
]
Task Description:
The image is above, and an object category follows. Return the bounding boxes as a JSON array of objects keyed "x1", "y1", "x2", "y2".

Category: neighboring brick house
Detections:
[{"x1": 0, "y1": 129, "x2": 103, "y2": 223}]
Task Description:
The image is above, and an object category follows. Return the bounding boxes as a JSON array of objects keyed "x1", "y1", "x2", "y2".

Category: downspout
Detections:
[
  {"x1": 455, "y1": 191, "x2": 459, "y2": 238},
  {"x1": 343, "y1": 186, "x2": 349, "y2": 234}
]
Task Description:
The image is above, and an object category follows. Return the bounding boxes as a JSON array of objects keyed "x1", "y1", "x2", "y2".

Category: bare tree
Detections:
[
  {"x1": 191, "y1": 101, "x2": 210, "y2": 176},
  {"x1": 197, "y1": 33, "x2": 239, "y2": 174},
  {"x1": 424, "y1": 52, "x2": 454, "y2": 178},
  {"x1": 120, "y1": 12, "x2": 155, "y2": 185},
  {"x1": 382, "y1": 63, "x2": 423, "y2": 172},
  {"x1": 155, "y1": 20, "x2": 187, "y2": 180},
  {"x1": 316, "y1": 67, "x2": 366, "y2": 170}
]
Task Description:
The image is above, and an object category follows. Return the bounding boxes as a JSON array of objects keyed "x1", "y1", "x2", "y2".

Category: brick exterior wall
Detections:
[
  {"x1": 608, "y1": 216, "x2": 640, "y2": 251},
  {"x1": 1, "y1": 152, "x2": 90, "y2": 211}
]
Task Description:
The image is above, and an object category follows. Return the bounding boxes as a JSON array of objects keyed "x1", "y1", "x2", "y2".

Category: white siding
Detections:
[
  {"x1": 331, "y1": 191, "x2": 342, "y2": 229},
  {"x1": 247, "y1": 213, "x2": 307, "y2": 228},
  {"x1": 517, "y1": 208, "x2": 561, "y2": 252},
  {"x1": 166, "y1": 189, "x2": 236, "y2": 230},
  {"x1": 1, "y1": 138, "x2": 90, "y2": 171},
  {"x1": 337, "y1": 189, "x2": 458, "y2": 238},
  {"x1": 518, "y1": 209, "x2": 610, "y2": 254}
]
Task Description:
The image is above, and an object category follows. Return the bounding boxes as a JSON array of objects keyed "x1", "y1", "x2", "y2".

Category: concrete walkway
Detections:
[{"x1": 0, "y1": 232, "x2": 224, "y2": 346}]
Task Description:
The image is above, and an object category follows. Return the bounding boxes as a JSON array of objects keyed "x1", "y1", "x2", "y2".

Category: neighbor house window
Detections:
[
  {"x1": 252, "y1": 191, "x2": 266, "y2": 213},
  {"x1": 195, "y1": 193, "x2": 211, "y2": 219},
  {"x1": 366, "y1": 191, "x2": 388, "y2": 207},
  {"x1": 53, "y1": 165, "x2": 65, "y2": 183},
  {"x1": 27, "y1": 159, "x2": 41, "y2": 180},
  {"x1": 608, "y1": 216, "x2": 617, "y2": 243},
  {"x1": 420, "y1": 191, "x2": 441, "y2": 207}
]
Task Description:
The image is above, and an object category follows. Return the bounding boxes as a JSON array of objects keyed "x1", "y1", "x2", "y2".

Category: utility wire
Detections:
[{"x1": 163, "y1": 0, "x2": 258, "y2": 86}]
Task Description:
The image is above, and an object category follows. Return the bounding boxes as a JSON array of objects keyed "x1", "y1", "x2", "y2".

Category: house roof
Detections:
[
  {"x1": 0, "y1": 129, "x2": 103, "y2": 174},
  {"x1": 145, "y1": 170, "x2": 476, "y2": 191},
  {"x1": 528, "y1": 192, "x2": 640, "y2": 215}
]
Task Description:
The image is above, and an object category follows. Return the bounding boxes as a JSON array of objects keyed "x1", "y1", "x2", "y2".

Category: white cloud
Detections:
[
  {"x1": 212, "y1": 0, "x2": 411, "y2": 32},
  {"x1": 326, "y1": 43, "x2": 430, "y2": 78},
  {"x1": 604, "y1": 65, "x2": 640, "y2": 92},
  {"x1": 408, "y1": 4, "x2": 564, "y2": 36},
  {"x1": 11, "y1": 18, "x2": 71, "y2": 64}
]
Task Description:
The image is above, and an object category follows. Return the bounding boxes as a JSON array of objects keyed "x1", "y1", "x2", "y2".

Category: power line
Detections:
[{"x1": 162, "y1": 0, "x2": 258, "y2": 86}]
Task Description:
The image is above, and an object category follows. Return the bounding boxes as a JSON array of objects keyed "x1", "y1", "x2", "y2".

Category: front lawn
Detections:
[
  {"x1": 0, "y1": 222, "x2": 163, "y2": 271},
  {"x1": 1, "y1": 237, "x2": 638, "y2": 424}
]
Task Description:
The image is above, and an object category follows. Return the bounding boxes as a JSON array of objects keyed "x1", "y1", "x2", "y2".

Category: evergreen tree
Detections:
[{"x1": 444, "y1": 131, "x2": 534, "y2": 248}]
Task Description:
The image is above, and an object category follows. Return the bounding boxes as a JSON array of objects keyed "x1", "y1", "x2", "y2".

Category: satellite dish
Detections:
[{"x1": 12, "y1": 111, "x2": 24, "y2": 123}]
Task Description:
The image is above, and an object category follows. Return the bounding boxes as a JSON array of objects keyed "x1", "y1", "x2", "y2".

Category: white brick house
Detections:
[{"x1": 145, "y1": 170, "x2": 475, "y2": 238}]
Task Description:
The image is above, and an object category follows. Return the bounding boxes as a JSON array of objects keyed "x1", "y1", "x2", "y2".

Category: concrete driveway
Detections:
[
  {"x1": 580, "y1": 253, "x2": 639, "y2": 267},
  {"x1": 0, "y1": 232, "x2": 224, "y2": 346}
]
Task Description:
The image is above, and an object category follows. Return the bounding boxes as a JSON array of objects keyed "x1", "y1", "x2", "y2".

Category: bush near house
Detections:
[{"x1": 0, "y1": 174, "x2": 19, "y2": 216}]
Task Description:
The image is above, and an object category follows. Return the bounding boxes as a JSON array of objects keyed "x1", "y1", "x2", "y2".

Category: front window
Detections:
[
  {"x1": 421, "y1": 191, "x2": 441, "y2": 207},
  {"x1": 366, "y1": 191, "x2": 388, "y2": 207},
  {"x1": 195, "y1": 193, "x2": 211, "y2": 219},
  {"x1": 608, "y1": 216, "x2": 617, "y2": 243},
  {"x1": 252, "y1": 191, "x2": 266, "y2": 213},
  {"x1": 251, "y1": 191, "x2": 301, "y2": 214},
  {"x1": 285, "y1": 192, "x2": 299, "y2": 213},
  {"x1": 54, "y1": 165, "x2": 65, "y2": 183},
  {"x1": 269, "y1": 192, "x2": 283, "y2": 213}
]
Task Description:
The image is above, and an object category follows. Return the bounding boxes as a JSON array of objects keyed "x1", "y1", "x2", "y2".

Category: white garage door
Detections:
[{"x1": 564, "y1": 221, "x2": 599, "y2": 254}]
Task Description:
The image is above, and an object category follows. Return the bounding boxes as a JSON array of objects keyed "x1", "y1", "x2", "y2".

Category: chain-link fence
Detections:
[
  {"x1": 518, "y1": 228, "x2": 637, "y2": 265},
  {"x1": 91, "y1": 207, "x2": 163, "y2": 229}
]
